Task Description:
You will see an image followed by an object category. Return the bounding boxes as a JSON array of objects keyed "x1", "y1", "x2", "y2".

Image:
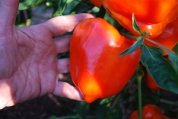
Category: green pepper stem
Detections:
[
  {"x1": 160, "y1": 98, "x2": 178, "y2": 106},
  {"x1": 96, "y1": 7, "x2": 106, "y2": 18},
  {"x1": 137, "y1": 75, "x2": 142, "y2": 119}
]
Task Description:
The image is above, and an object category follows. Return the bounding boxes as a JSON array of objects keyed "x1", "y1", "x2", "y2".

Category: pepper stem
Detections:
[
  {"x1": 137, "y1": 75, "x2": 142, "y2": 119},
  {"x1": 96, "y1": 7, "x2": 106, "y2": 18}
]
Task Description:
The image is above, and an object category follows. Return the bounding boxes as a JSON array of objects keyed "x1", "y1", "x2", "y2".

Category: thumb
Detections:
[
  {"x1": 53, "y1": 81, "x2": 83, "y2": 101},
  {"x1": 41, "y1": 13, "x2": 94, "y2": 37},
  {"x1": 0, "y1": 0, "x2": 18, "y2": 28}
]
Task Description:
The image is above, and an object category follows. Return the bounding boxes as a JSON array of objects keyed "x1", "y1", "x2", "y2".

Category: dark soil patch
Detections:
[{"x1": 0, "y1": 95, "x2": 76, "y2": 119}]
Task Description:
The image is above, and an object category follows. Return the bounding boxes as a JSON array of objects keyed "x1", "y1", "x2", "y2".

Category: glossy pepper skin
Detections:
[
  {"x1": 90, "y1": 0, "x2": 101, "y2": 7},
  {"x1": 103, "y1": 0, "x2": 178, "y2": 38},
  {"x1": 70, "y1": 18, "x2": 140, "y2": 103},
  {"x1": 130, "y1": 104, "x2": 168, "y2": 119},
  {"x1": 153, "y1": 18, "x2": 178, "y2": 51}
]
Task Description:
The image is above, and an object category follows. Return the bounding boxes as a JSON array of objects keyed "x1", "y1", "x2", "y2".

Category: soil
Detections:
[{"x1": 0, "y1": 95, "x2": 76, "y2": 119}]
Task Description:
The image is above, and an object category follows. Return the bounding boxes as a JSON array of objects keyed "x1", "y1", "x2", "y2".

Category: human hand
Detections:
[{"x1": 0, "y1": 0, "x2": 93, "y2": 109}]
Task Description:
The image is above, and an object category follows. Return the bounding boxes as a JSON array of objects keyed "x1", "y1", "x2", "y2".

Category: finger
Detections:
[
  {"x1": 53, "y1": 81, "x2": 83, "y2": 101},
  {"x1": 41, "y1": 13, "x2": 94, "y2": 37},
  {"x1": 55, "y1": 35, "x2": 71, "y2": 53},
  {"x1": 0, "y1": 80, "x2": 15, "y2": 109},
  {"x1": 0, "y1": 0, "x2": 18, "y2": 27},
  {"x1": 57, "y1": 59, "x2": 69, "y2": 74}
]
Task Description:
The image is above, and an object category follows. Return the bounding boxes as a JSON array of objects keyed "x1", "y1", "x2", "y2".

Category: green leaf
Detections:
[
  {"x1": 141, "y1": 45, "x2": 178, "y2": 94},
  {"x1": 71, "y1": 1, "x2": 93, "y2": 14},
  {"x1": 173, "y1": 43, "x2": 178, "y2": 54},
  {"x1": 168, "y1": 52, "x2": 178, "y2": 73},
  {"x1": 120, "y1": 36, "x2": 144, "y2": 56},
  {"x1": 104, "y1": 13, "x2": 117, "y2": 25},
  {"x1": 19, "y1": 0, "x2": 44, "y2": 10},
  {"x1": 53, "y1": 0, "x2": 73, "y2": 16},
  {"x1": 63, "y1": 0, "x2": 81, "y2": 14},
  {"x1": 132, "y1": 14, "x2": 141, "y2": 35}
]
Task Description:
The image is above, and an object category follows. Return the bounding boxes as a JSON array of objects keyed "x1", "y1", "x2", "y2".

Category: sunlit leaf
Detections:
[{"x1": 132, "y1": 14, "x2": 141, "y2": 35}]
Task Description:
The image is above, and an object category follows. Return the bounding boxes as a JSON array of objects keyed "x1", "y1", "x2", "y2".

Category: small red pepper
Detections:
[{"x1": 130, "y1": 104, "x2": 168, "y2": 119}]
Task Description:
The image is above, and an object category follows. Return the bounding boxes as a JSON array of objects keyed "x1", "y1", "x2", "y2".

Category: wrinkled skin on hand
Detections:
[{"x1": 0, "y1": 0, "x2": 93, "y2": 109}]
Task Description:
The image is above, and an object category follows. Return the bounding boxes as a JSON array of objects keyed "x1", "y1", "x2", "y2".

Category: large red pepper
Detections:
[
  {"x1": 102, "y1": 0, "x2": 178, "y2": 38},
  {"x1": 152, "y1": 18, "x2": 178, "y2": 51},
  {"x1": 70, "y1": 18, "x2": 140, "y2": 103}
]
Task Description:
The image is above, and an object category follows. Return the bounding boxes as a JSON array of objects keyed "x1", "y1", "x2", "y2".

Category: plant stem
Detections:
[
  {"x1": 96, "y1": 7, "x2": 106, "y2": 18},
  {"x1": 160, "y1": 98, "x2": 178, "y2": 106},
  {"x1": 120, "y1": 31, "x2": 138, "y2": 39},
  {"x1": 137, "y1": 75, "x2": 142, "y2": 119}
]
